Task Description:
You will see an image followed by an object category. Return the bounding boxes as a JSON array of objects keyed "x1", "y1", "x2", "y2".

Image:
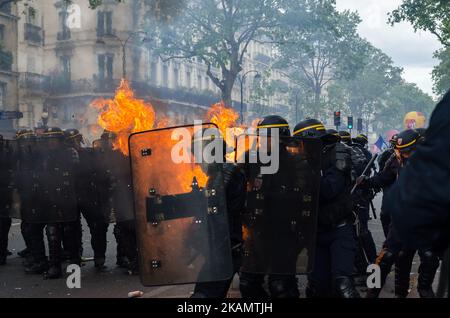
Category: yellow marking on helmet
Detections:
[
  {"x1": 293, "y1": 124, "x2": 325, "y2": 136},
  {"x1": 396, "y1": 139, "x2": 417, "y2": 149},
  {"x1": 42, "y1": 131, "x2": 64, "y2": 136},
  {"x1": 257, "y1": 124, "x2": 289, "y2": 129},
  {"x1": 16, "y1": 132, "x2": 34, "y2": 139},
  {"x1": 357, "y1": 134, "x2": 368, "y2": 142},
  {"x1": 67, "y1": 133, "x2": 82, "y2": 140},
  {"x1": 340, "y1": 135, "x2": 351, "y2": 140}
]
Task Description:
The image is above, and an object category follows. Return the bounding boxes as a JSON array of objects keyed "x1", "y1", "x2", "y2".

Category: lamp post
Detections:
[
  {"x1": 97, "y1": 30, "x2": 149, "y2": 79},
  {"x1": 238, "y1": 70, "x2": 261, "y2": 124}
]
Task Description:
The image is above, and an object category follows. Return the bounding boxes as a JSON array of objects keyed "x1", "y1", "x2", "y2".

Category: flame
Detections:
[{"x1": 91, "y1": 79, "x2": 156, "y2": 155}]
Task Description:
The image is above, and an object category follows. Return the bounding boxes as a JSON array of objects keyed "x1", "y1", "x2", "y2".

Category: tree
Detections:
[
  {"x1": 389, "y1": 0, "x2": 450, "y2": 47},
  {"x1": 275, "y1": 0, "x2": 366, "y2": 118},
  {"x1": 374, "y1": 83, "x2": 435, "y2": 131},
  {"x1": 328, "y1": 41, "x2": 403, "y2": 129},
  {"x1": 432, "y1": 47, "x2": 450, "y2": 97},
  {"x1": 145, "y1": 0, "x2": 282, "y2": 106}
]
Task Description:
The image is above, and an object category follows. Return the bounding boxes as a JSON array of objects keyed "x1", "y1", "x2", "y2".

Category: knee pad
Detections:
[{"x1": 268, "y1": 276, "x2": 299, "y2": 298}]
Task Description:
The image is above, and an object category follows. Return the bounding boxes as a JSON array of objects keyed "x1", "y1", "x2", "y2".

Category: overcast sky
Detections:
[{"x1": 336, "y1": 0, "x2": 443, "y2": 97}]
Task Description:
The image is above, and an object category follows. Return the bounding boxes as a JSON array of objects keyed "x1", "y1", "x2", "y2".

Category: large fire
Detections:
[{"x1": 91, "y1": 79, "x2": 157, "y2": 156}]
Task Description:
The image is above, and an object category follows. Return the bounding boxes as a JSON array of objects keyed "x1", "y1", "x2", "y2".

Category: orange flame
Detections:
[{"x1": 91, "y1": 79, "x2": 156, "y2": 156}]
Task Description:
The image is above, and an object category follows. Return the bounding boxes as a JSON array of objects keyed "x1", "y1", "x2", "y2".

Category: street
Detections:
[{"x1": 0, "y1": 195, "x2": 440, "y2": 298}]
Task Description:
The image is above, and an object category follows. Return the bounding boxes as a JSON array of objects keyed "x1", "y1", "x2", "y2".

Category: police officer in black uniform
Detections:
[
  {"x1": 376, "y1": 134, "x2": 398, "y2": 238},
  {"x1": 295, "y1": 119, "x2": 360, "y2": 298},
  {"x1": 365, "y1": 129, "x2": 439, "y2": 298},
  {"x1": 351, "y1": 134, "x2": 377, "y2": 279},
  {"x1": 65, "y1": 129, "x2": 109, "y2": 269},
  {"x1": 14, "y1": 130, "x2": 48, "y2": 273},
  {"x1": 385, "y1": 91, "x2": 450, "y2": 298},
  {"x1": 0, "y1": 134, "x2": 13, "y2": 265},
  {"x1": 40, "y1": 127, "x2": 80, "y2": 279},
  {"x1": 97, "y1": 131, "x2": 137, "y2": 273},
  {"x1": 191, "y1": 130, "x2": 246, "y2": 298},
  {"x1": 239, "y1": 115, "x2": 300, "y2": 298}
]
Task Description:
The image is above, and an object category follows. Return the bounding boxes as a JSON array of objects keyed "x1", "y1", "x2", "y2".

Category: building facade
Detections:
[{"x1": 12, "y1": 0, "x2": 292, "y2": 140}]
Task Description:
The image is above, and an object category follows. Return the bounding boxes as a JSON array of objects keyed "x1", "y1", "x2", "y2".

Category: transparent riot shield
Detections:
[
  {"x1": 240, "y1": 134, "x2": 322, "y2": 274},
  {"x1": 17, "y1": 138, "x2": 78, "y2": 224},
  {"x1": 129, "y1": 124, "x2": 233, "y2": 286}
]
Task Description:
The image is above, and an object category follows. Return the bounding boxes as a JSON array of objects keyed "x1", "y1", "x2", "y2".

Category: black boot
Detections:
[
  {"x1": 114, "y1": 224, "x2": 129, "y2": 268},
  {"x1": 63, "y1": 222, "x2": 81, "y2": 265},
  {"x1": 268, "y1": 275, "x2": 299, "y2": 298},
  {"x1": 45, "y1": 224, "x2": 62, "y2": 279},
  {"x1": 334, "y1": 276, "x2": 361, "y2": 298},
  {"x1": 418, "y1": 250, "x2": 440, "y2": 298},
  {"x1": 0, "y1": 217, "x2": 12, "y2": 265},
  {"x1": 20, "y1": 221, "x2": 33, "y2": 257},
  {"x1": 395, "y1": 250, "x2": 415, "y2": 298},
  {"x1": 366, "y1": 249, "x2": 395, "y2": 298},
  {"x1": 24, "y1": 224, "x2": 48, "y2": 274},
  {"x1": 239, "y1": 272, "x2": 269, "y2": 299},
  {"x1": 91, "y1": 222, "x2": 108, "y2": 270}
]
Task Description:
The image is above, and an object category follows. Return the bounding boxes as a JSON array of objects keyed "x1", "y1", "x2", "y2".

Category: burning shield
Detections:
[
  {"x1": 129, "y1": 124, "x2": 233, "y2": 286},
  {"x1": 241, "y1": 136, "x2": 321, "y2": 274},
  {"x1": 16, "y1": 138, "x2": 78, "y2": 223}
]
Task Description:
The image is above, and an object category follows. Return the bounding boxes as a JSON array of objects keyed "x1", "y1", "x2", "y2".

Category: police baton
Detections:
[{"x1": 351, "y1": 153, "x2": 379, "y2": 195}]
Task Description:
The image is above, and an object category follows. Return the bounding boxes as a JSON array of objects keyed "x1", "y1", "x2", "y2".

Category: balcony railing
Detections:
[
  {"x1": 24, "y1": 23, "x2": 43, "y2": 45},
  {"x1": 57, "y1": 29, "x2": 71, "y2": 41},
  {"x1": 19, "y1": 72, "x2": 50, "y2": 94}
]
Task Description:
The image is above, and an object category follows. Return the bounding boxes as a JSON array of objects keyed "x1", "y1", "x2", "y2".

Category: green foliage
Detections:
[
  {"x1": 389, "y1": 0, "x2": 450, "y2": 47},
  {"x1": 432, "y1": 47, "x2": 450, "y2": 97}
]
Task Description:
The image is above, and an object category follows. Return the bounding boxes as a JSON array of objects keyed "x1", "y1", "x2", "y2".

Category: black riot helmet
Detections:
[
  {"x1": 15, "y1": 129, "x2": 36, "y2": 141},
  {"x1": 293, "y1": 119, "x2": 326, "y2": 138},
  {"x1": 389, "y1": 134, "x2": 398, "y2": 148},
  {"x1": 256, "y1": 115, "x2": 291, "y2": 138},
  {"x1": 326, "y1": 128, "x2": 341, "y2": 141},
  {"x1": 42, "y1": 127, "x2": 64, "y2": 140},
  {"x1": 353, "y1": 134, "x2": 369, "y2": 147},
  {"x1": 339, "y1": 131, "x2": 352, "y2": 145},
  {"x1": 294, "y1": 119, "x2": 339, "y2": 145},
  {"x1": 64, "y1": 128, "x2": 84, "y2": 148},
  {"x1": 100, "y1": 130, "x2": 116, "y2": 151},
  {"x1": 395, "y1": 129, "x2": 420, "y2": 158}
]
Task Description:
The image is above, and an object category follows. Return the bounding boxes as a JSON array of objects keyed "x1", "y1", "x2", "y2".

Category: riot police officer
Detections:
[
  {"x1": 376, "y1": 133, "x2": 398, "y2": 238},
  {"x1": 365, "y1": 129, "x2": 439, "y2": 298},
  {"x1": 239, "y1": 115, "x2": 301, "y2": 298},
  {"x1": 97, "y1": 131, "x2": 137, "y2": 273},
  {"x1": 350, "y1": 134, "x2": 377, "y2": 280},
  {"x1": 40, "y1": 127, "x2": 80, "y2": 279},
  {"x1": 14, "y1": 129, "x2": 48, "y2": 273},
  {"x1": 385, "y1": 91, "x2": 450, "y2": 298},
  {"x1": 190, "y1": 129, "x2": 246, "y2": 298},
  {"x1": 0, "y1": 134, "x2": 13, "y2": 265},
  {"x1": 65, "y1": 129, "x2": 109, "y2": 269},
  {"x1": 295, "y1": 120, "x2": 360, "y2": 298}
]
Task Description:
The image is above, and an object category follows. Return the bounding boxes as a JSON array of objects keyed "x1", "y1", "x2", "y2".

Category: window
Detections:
[
  {"x1": 0, "y1": 82, "x2": 5, "y2": 110},
  {"x1": 151, "y1": 62, "x2": 158, "y2": 84},
  {"x1": 185, "y1": 70, "x2": 191, "y2": 88},
  {"x1": 27, "y1": 56, "x2": 36, "y2": 73},
  {"x1": 162, "y1": 65, "x2": 169, "y2": 87},
  {"x1": 27, "y1": 7, "x2": 38, "y2": 25},
  {"x1": 98, "y1": 54, "x2": 114, "y2": 81},
  {"x1": 0, "y1": 25, "x2": 4, "y2": 43},
  {"x1": 173, "y1": 67, "x2": 179, "y2": 88},
  {"x1": 60, "y1": 56, "x2": 71, "y2": 82},
  {"x1": 205, "y1": 77, "x2": 210, "y2": 90},
  {"x1": 197, "y1": 75, "x2": 202, "y2": 90},
  {"x1": 58, "y1": 11, "x2": 71, "y2": 40},
  {"x1": 97, "y1": 11, "x2": 113, "y2": 36}
]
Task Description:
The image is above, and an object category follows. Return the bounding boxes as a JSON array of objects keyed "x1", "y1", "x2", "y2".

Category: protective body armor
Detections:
[{"x1": 318, "y1": 142, "x2": 353, "y2": 228}]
